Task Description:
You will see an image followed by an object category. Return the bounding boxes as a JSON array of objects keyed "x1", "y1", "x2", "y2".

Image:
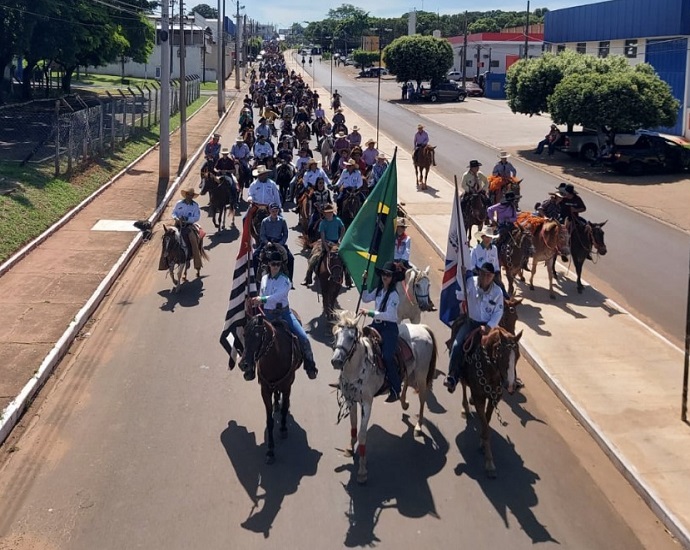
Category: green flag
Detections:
[{"x1": 339, "y1": 150, "x2": 398, "y2": 293}]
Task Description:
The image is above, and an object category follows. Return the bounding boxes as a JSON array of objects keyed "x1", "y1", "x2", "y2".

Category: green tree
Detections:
[
  {"x1": 352, "y1": 49, "x2": 380, "y2": 68},
  {"x1": 189, "y1": 3, "x2": 218, "y2": 18},
  {"x1": 468, "y1": 17, "x2": 500, "y2": 33},
  {"x1": 383, "y1": 35, "x2": 453, "y2": 86}
]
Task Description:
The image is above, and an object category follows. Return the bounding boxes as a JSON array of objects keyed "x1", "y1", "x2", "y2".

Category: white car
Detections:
[{"x1": 446, "y1": 70, "x2": 463, "y2": 81}]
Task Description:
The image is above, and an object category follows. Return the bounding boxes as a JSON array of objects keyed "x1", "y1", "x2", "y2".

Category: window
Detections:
[
  {"x1": 465, "y1": 60, "x2": 473, "y2": 68},
  {"x1": 625, "y1": 39, "x2": 638, "y2": 58},
  {"x1": 557, "y1": 44, "x2": 566, "y2": 53},
  {"x1": 490, "y1": 60, "x2": 499, "y2": 68},
  {"x1": 576, "y1": 42, "x2": 587, "y2": 54},
  {"x1": 598, "y1": 41, "x2": 610, "y2": 57}
]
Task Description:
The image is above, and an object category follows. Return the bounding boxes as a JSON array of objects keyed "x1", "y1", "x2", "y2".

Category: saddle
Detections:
[
  {"x1": 270, "y1": 318, "x2": 303, "y2": 369},
  {"x1": 362, "y1": 326, "x2": 414, "y2": 396}
]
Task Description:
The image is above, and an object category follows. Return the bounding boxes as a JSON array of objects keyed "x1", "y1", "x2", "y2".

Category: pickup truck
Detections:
[{"x1": 554, "y1": 130, "x2": 602, "y2": 161}]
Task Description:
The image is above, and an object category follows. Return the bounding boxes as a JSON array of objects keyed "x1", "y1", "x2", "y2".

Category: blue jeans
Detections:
[
  {"x1": 535, "y1": 138, "x2": 556, "y2": 155},
  {"x1": 449, "y1": 320, "x2": 483, "y2": 380},
  {"x1": 371, "y1": 321, "x2": 400, "y2": 394},
  {"x1": 265, "y1": 308, "x2": 313, "y2": 359}
]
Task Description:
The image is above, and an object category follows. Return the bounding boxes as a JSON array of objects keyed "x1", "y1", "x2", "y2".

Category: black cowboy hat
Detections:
[
  {"x1": 478, "y1": 262, "x2": 496, "y2": 274},
  {"x1": 268, "y1": 251, "x2": 283, "y2": 262},
  {"x1": 501, "y1": 191, "x2": 521, "y2": 204},
  {"x1": 376, "y1": 261, "x2": 397, "y2": 275},
  {"x1": 564, "y1": 183, "x2": 578, "y2": 195},
  {"x1": 468, "y1": 160, "x2": 482, "y2": 168}
]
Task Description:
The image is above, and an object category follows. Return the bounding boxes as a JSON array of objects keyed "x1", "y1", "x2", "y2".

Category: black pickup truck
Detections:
[{"x1": 605, "y1": 131, "x2": 690, "y2": 175}]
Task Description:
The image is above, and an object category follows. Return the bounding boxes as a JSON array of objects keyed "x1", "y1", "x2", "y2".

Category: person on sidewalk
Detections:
[
  {"x1": 492, "y1": 151, "x2": 517, "y2": 178},
  {"x1": 412, "y1": 124, "x2": 431, "y2": 165},
  {"x1": 359, "y1": 261, "x2": 402, "y2": 403},
  {"x1": 167, "y1": 187, "x2": 204, "y2": 274},
  {"x1": 534, "y1": 124, "x2": 561, "y2": 156},
  {"x1": 444, "y1": 263, "x2": 504, "y2": 393},
  {"x1": 302, "y1": 204, "x2": 345, "y2": 287},
  {"x1": 461, "y1": 160, "x2": 490, "y2": 210},
  {"x1": 244, "y1": 251, "x2": 318, "y2": 381}
]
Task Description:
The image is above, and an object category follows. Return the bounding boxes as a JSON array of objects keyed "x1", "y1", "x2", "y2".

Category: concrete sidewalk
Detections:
[{"x1": 293, "y1": 58, "x2": 689, "y2": 546}]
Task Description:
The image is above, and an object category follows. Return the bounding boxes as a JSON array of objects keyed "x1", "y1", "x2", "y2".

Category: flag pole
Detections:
[
  {"x1": 454, "y1": 175, "x2": 468, "y2": 273},
  {"x1": 355, "y1": 147, "x2": 398, "y2": 313}
]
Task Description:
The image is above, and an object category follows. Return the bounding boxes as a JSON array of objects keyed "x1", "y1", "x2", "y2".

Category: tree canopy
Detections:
[
  {"x1": 351, "y1": 49, "x2": 380, "y2": 69},
  {"x1": 189, "y1": 3, "x2": 218, "y2": 19},
  {"x1": 383, "y1": 35, "x2": 453, "y2": 86}
]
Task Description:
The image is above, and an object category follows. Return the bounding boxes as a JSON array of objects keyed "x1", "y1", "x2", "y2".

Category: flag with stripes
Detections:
[{"x1": 219, "y1": 213, "x2": 257, "y2": 368}]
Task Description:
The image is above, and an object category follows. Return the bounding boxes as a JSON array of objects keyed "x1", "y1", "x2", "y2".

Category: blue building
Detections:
[{"x1": 545, "y1": 0, "x2": 690, "y2": 137}]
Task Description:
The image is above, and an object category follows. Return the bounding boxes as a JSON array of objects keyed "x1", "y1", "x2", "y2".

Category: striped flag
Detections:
[
  {"x1": 219, "y1": 213, "x2": 257, "y2": 368},
  {"x1": 439, "y1": 181, "x2": 472, "y2": 327}
]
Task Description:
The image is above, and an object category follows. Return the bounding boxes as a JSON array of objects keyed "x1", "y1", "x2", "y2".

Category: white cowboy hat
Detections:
[
  {"x1": 220, "y1": 147, "x2": 230, "y2": 154},
  {"x1": 213, "y1": 133, "x2": 221, "y2": 139},
  {"x1": 396, "y1": 217, "x2": 409, "y2": 227},
  {"x1": 351, "y1": 125, "x2": 360, "y2": 131},
  {"x1": 365, "y1": 138, "x2": 376, "y2": 145},
  {"x1": 498, "y1": 151, "x2": 510, "y2": 159},
  {"x1": 252, "y1": 165, "x2": 271, "y2": 177},
  {"x1": 473, "y1": 226, "x2": 498, "y2": 241},
  {"x1": 344, "y1": 159, "x2": 358, "y2": 167}
]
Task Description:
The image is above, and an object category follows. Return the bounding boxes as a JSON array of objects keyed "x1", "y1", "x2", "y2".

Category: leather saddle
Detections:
[{"x1": 362, "y1": 326, "x2": 414, "y2": 396}]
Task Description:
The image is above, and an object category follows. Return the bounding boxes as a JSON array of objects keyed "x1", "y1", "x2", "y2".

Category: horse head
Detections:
[
  {"x1": 244, "y1": 314, "x2": 273, "y2": 365},
  {"x1": 331, "y1": 310, "x2": 360, "y2": 369},
  {"x1": 325, "y1": 246, "x2": 344, "y2": 283},
  {"x1": 411, "y1": 266, "x2": 431, "y2": 311},
  {"x1": 500, "y1": 296, "x2": 523, "y2": 335},
  {"x1": 588, "y1": 221, "x2": 608, "y2": 256},
  {"x1": 484, "y1": 327, "x2": 522, "y2": 394}
]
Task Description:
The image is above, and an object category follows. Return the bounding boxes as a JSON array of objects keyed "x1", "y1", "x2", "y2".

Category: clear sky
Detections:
[{"x1": 185, "y1": 0, "x2": 605, "y2": 31}]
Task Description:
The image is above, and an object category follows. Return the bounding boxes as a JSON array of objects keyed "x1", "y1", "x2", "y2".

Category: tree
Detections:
[
  {"x1": 468, "y1": 17, "x2": 500, "y2": 33},
  {"x1": 189, "y1": 3, "x2": 218, "y2": 18},
  {"x1": 352, "y1": 49, "x2": 380, "y2": 69},
  {"x1": 382, "y1": 35, "x2": 453, "y2": 86}
]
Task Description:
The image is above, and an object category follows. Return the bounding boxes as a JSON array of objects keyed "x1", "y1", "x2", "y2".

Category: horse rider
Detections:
[
  {"x1": 295, "y1": 106, "x2": 310, "y2": 125},
  {"x1": 248, "y1": 165, "x2": 281, "y2": 208},
  {"x1": 534, "y1": 124, "x2": 561, "y2": 156},
  {"x1": 302, "y1": 204, "x2": 345, "y2": 287},
  {"x1": 332, "y1": 107, "x2": 345, "y2": 128},
  {"x1": 369, "y1": 153, "x2": 389, "y2": 188},
  {"x1": 358, "y1": 261, "x2": 402, "y2": 403},
  {"x1": 253, "y1": 134, "x2": 274, "y2": 163},
  {"x1": 335, "y1": 159, "x2": 364, "y2": 214},
  {"x1": 361, "y1": 139, "x2": 379, "y2": 169},
  {"x1": 294, "y1": 158, "x2": 330, "y2": 209},
  {"x1": 413, "y1": 123, "x2": 435, "y2": 166},
  {"x1": 537, "y1": 187, "x2": 564, "y2": 219},
  {"x1": 255, "y1": 117, "x2": 272, "y2": 143},
  {"x1": 244, "y1": 250, "x2": 318, "y2": 381},
  {"x1": 239, "y1": 107, "x2": 253, "y2": 132},
  {"x1": 306, "y1": 177, "x2": 333, "y2": 238},
  {"x1": 204, "y1": 133, "x2": 222, "y2": 164},
  {"x1": 214, "y1": 147, "x2": 235, "y2": 174},
  {"x1": 444, "y1": 262, "x2": 504, "y2": 393},
  {"x1": 170, "y1": 187, "x2": 203, "y2": 273},
  {"x1": 470, "y1": 226, "x2": 509, "y2": 299},
  {"x1": 314, "y1": 102, "x2": 325, "y2": 120},
  {"x1": 347, "y1": 125, "x2": 362, "y2": 148},
  {"x1": 254, "y1": 203, "x2": 294, "y2": 281},
  {"x1": 332, "y1": 89, "x2": 342, "y2": 109},
  {"x1": 492, "y1": 151, "x2": 517, "y2": 178},
  {"x1": 558, "y1": 183, "x2": 586, "y2": 225},
  {"x1": 461, "y1": 159, "x2": 490, "y2": 210},
  {"x1": 394, "y1": 217, "x2": 412, "y2": 270}
]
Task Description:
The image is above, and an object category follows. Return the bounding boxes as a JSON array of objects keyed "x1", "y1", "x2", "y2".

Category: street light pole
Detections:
[{"x1": 372, "y1": 28, "x2": 392, "y2": 145}]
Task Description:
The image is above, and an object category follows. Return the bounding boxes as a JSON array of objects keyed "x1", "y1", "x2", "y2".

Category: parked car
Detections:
[
  {"x1": 605, "y1": 132, "x2": 690, "y2": 175},
  {"x1": 359, "y1": 67, "x2": 389, "y2": 78},
  {"x1": 446, "y1": 70, "x2": 463, "y2": 81},
  {"x1": 343, "y1": 57, "x2": 356, "y2": 66},
  {"x1": 554, "y1": 130, "x2": 602, "y2": 161},
  {"x1": 414, "y1": 82, "x2": 467, "y2": 103},
  {"x1": 460, "y1": 82, "x2": 484, "y2": 97}
]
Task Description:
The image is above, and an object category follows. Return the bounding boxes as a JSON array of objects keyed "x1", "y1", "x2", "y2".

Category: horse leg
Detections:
[
  {"x1": 529, "y1": 259, "x2": 537, "y2": 291},
  {"x1": 356, "y1": 400, "x2": 373, "y2": 484},
  {"x1": 421, "y1": 168, "x2": 428, "y2": 190},
  {"x1": 575, "y1": 257, "x2": 585, "y2": 293},
  {"x1": 483, "y1": 399, "x2": 497, "y2": 478},
  {"x1": 400, "y1": 374, "x2": 410, "y2": 411},
  {"x1": 280, "y1": 387, "x2": 290, "y2": 439},
  {"x1": 474, "y1": 397, "x2": 497, "y2": 478},
  {"x1": 415, "y1": 377, "x2": 428, "y2": 437},
  {"x1": 546, "y1": 255, "x2": 557, "y2": 299},
  {"x1": 414, "y1": 164, "x2": 420, "y2": 187},
  {"x1": 345, "y1": 404, "x2": 358, "y2": 458},
  {"x1": 461, "y1": 381, "x2": 472, "y2": 419},
  {"x1": 262, "y1": 385, "x2": 276, "y2": 464},
  {"x1": 169, "y1": 265, "x2": 179, "y2": 293}
]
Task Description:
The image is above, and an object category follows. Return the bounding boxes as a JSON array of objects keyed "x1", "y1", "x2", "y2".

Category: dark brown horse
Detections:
[
  {"x1": 499, "y1": 296, "x2": 523, "y2": 334},
  {"x1": 295, "y1": 121, "x2": 311, "y2": 144},
  {"x1": 243, "y1": 308, "x2": 302, "y2": 464},
  {"x1": 462, "y1": 192, "x2": 488, "y2": 238},
  {"x1": 316, "y1": 244, "x2": 343, "y2": 319},
  {"x1": 247, "y1": 204, "x2": 269, "y2": 245},
  {"x1": 459, "y1": 327, "x2": 523, "y2": 478},
  {"x1": 340, "y1": 189, "x2": 361, "y2": 229},
  {"x1": 200, "y1": 172, "x2": 238, "y2": 231},
  {"x1": 413, "y1": 144, "x2": 436, "y2": 190},
  {"x1": 498, "y1": 227, "x2": 533, "y2": 296},
  {"x1": 569, "y1": 220, "x2": 608, "y2": 293}
]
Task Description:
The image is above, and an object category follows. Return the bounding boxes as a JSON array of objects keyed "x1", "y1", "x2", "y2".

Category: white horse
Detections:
[
  {"x1": 331, "y1": 311, "x2": 438, "y2": 484},
  {"x1": 319, "y1": 134, "x2": 334, "y2": 173},
  {"x1": 396, "y1": 265, "x2": 432, "y2": 323}
]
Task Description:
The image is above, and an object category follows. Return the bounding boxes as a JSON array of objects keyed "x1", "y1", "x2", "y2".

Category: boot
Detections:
[
  {"x1": 385, "y1": 388, "x2": 399, "y2": 403},
  {"x1": 443, "y1": 376, "x2": 457, "y2": 394},
  {"x1": 301, "y1": 269, "x2": 313, "y2": 286},
  {"x1": 303, "y1": 350, "x2": 318, "y2": 380}
]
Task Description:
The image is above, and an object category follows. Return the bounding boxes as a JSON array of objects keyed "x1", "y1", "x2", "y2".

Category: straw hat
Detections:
[
  {"x1": 220, "y1": 147, "x2": 230, "y2": 154},
  {"x1": 323, "y1": 204, "x2": 335, "y2": 213},
  {"x1": 344, "y1": 159, "x2": 358, "y2": 167},
  {"x1": 307, "y1": 158, "x2": 318, "y2": 165},
  {"x1": 365, "y1": 138, "x2": 376, "y2": 145},
  {"x1": 498, "y1": 151, "x2": 510, "y2": 159},
  {"x1": 351, "y1": 125, "x2": 360, "y2": 131},
  {"x1": 180, "y1": 187, "x2": 199, "y2": 199},
  {"x1": 473, "y1": 226, "x2": 498, "y2": 242},
  {"x1": 376, "y1": 153, "x2": 387, "y2": 161},
  {"x1": 252, "y1": 165, "x2": 271, "y2": 177},
  {"x1": 417, "y1": 124, "x2": 424, "y2": 129}
]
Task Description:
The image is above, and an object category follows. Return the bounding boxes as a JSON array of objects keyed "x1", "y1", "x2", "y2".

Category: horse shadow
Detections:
[
  {"x1": 157, "y1": 276, "x2": 205, "y2": 311},
  {"x1": 514, "y1": 301, "x2": 552, "y2": 337},
  {"x1": 454, "y1": 429, "x2": 558, "y2": 544},
  {"x1": 503, "y1": 390, "x2": 548, "y2": 428},
  {"x1": 336, "y1": 417, "x2": 448, "y2": 547},
  {"x1": 304, "y1": 315, "x2": 335, "y2": 346},
  {"x1": 220, "y1": 419, "x2": 322, "y2": 538},
  {"x1": 205, "y1": 225, "x2": 240, "y2": 251},
  {"x1": 418, "y1": 185, "x2": 440, "y2": 198}
]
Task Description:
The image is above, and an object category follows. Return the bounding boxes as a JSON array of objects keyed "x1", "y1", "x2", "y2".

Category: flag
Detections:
[
  {"x1": 219, "y1": 212, "x2": 257, "y2": 368},
  {"x1": 439, "y1": 182, "x2": 472, "y2": 327},
  {"x1": 339, "y1": 151, "x2": 398, "y2": 293}
]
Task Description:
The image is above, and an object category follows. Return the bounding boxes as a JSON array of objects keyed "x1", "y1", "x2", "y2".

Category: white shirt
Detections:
[
  {"x1": 259, "y1": 272, "x2": 291, "y2": 310},
  {"x1": 253, "y1": 141, "x2": 273, "y2": 159},
  {"x1": 457, "y1": 275, "x2": 504, "y2": 328},
  {"x1": 394, "y1": 235, "x2": 411, "y2": 261},
  {"x1": 172, "y1": 200, "x2": 200, "y2": 224},
  {"x1": 248, "y1": 179, "x2": 281, "y2": 206},
  {"x1": 337, "y1": 169, "x2": 363, "y2": 190},
  {"x1": 470, "y1": 243, "x2": 500, "y2": 273},
  {"x1": 303, "y1": 167, "x2": 331, "y2": 187},
  {"x1": 362, "y1": 287, "x2": 399, "y2": 323},
  {"x1": 461, "y1": 170, "x2": 489, "y2": 193}
]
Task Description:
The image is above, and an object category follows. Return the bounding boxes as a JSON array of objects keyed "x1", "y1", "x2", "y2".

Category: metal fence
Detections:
[{"x1": 0, "y1": 75, "x2": 201, "y2": 175}]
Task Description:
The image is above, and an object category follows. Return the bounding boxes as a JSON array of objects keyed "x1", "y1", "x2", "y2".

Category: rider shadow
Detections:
[
  {"x1": 503, "y1": 391, "x2": 548, "y2": 428},
  {"x1": 514, "y1": 301, "x2": 552, "y2": 337},
  {"x1": 454, "y1": 429, "x2": 558, "y2": 544},
  {"x1": 423, "y1": 386, "x2": 447, "y2": 415},
  {"x1": 418, "y1": 185, "x2": 440, "y2": 198},
  {"x1": 157, "y1": 276, "x2": 205, "y2": 311},
  {"x1": 304, "y1": 315, "x2": 336, "y2": 345},
  {"x1": 205, "y1": 225, "x2": 240, "y2": 250},
  {"x1": 220, "y1": 419, "x2": 322, "y2": 539},
  {"x1": 336, "y1": 418, "x2": 448, "y2": 547}
]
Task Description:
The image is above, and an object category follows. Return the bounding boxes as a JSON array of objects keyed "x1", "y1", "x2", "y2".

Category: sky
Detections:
[{"x1": 185, "y1": 0, "x2": 605, "y2": 31}]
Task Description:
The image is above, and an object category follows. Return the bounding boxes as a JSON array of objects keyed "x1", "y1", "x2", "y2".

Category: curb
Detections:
[{"x1": 0, "y1": 99, "x2": 234, "y2": 446}]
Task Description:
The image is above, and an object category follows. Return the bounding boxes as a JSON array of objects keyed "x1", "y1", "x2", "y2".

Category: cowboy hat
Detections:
[
  {"x1": 497, "y1": 151, "x2": 510, "y2": 159},
  {"x1": 550, "y1": 124, "x2": 557, "y2": 129},
  {"x1": 180, "y1": 187, "x2": 199, "y2": 198},
  {"x1": 563, "y1": 183, "x2": 578, "y2": 195},
  {"x1": 344, "y1": 159, "x2": 358, "y2": 167},
  {"x1": 377, "y1": 261, "x2": 397, "y2": 275},
  {"x1": 474, "y1": 226, "x2": 498, "y2": 241},
  {"x1": 478, "y1": 262, "x2": 496, "y2": 274},
  {"x1": 501, "y1": 190, "x2": 521, "y2": 204},
  {"x1": 351, "y1": 125, "x2": 360, "y2": 131},
  {"x1": 376, "y1": 153, "x2": 387, "y2": 160},
  {"x1": 220, "y1": 147, "x2": 230, "y2": 154},
  {"x1": 417, "y1": 124, "x2": 424, "y2": 129},
  {"x1": 213, "y1": 133, "x2": 221, "y2": 138},
  {"x1": 252, "y1": 165, "x2": 271, "y2": 177},
  {"x1": 468, "y1": 160, "x2": 482, "y2": 168},
  {"x1": 307, "y1": 158, "x2": 318, "y2": 165},
  {"x1": 322, "y1": 204, "x2": 335, "y2": 213},
  {"x1": 365, "y1": 138, "x2": 376, "y2": 145},
  {"x1": 336, "y1": 132, "x2": 346, "y2": 138},
  {"x1": 396, "y1": 217, "x2": 409, "y2": 227},
  {"x1": 235, "y1": 135, "x2": 244, "y2": 141},
  {"x1": 268, "y1": 251, "x2": 283, "y2": 263}
]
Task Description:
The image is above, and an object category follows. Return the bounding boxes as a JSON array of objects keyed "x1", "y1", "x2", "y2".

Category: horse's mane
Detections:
[{"x1": 333, "y1": 310, "x2": 358, "y2": 334}]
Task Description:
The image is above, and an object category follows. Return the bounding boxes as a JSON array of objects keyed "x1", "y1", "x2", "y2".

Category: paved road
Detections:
[
  {"x1": 0, "y1": 199, "x2": 675, "y2": 549},
  {"x1": 309, "y1": 57, "x2": 690, "y2": 348}
]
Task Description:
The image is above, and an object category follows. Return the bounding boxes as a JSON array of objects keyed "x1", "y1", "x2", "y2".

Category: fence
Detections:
[{"x1": 0, "y1": 75, "x2": 201, "y2": 175}]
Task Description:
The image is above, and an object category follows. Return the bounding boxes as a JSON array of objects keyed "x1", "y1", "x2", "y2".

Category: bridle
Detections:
[
  {"x1": 334, "y1": 324, "x2": 360, "y2": 365},
  {"x1": 246, "y1": 315, "x2": 275, "y2": 364}
]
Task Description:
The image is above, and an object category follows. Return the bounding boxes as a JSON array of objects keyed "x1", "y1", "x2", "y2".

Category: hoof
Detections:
[
  {"x1": 485, "y1": 468, "x2": 497, "y2": 479},
  {"x1": 265, "y1": 453, "x2": 275, "y2": 465},
  {"x1": 414, "y1": 425, "x2": 423, "y2": 437},
  {"x1": 529, "y1": 284, "x2": 535, "y2": 291},
  {"x1": 401, "y1": 401, "x2": 409, "y2": 411}
]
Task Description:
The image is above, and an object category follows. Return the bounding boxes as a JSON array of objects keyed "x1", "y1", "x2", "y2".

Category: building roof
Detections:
[{"x1": 447, "y1": 32, "x2": 544, "y2": 45}]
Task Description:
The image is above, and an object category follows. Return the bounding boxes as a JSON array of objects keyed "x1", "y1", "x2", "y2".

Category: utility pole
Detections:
[
  {"x1": 524, "y1": 0, "x2": 530, "y2": 60},
  {"x1": 476, "y1": 44, "x2": 482, "y2": 80},
  {"x1": 235, "y1": 1, "x2": 241, "y2": 90},
  {"x1": 243, "y1": 14, "x2": 248, "y2": 81},
  {"x1": 216, "y1": 0, "x2": 224, "y2": 115},
  {"x1": 159, "y1": 0, "x2": 170, "y2": 180},
  {"x1": 461, "y1": 11, "x2": 468, "y2": 89},
  {"x1": 179, "y1": 0, "x2": 187, "y2": 169}
]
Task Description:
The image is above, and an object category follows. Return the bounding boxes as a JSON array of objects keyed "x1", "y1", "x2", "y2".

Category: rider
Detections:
[
  {"x1": 470, "y1": 226, "x2": 508, "y2": 299},
  {"x1": 558, "y1": 183, "x2": 586, "y2": 225},
  {"x1": 538, "y1": 189, "x2": 564, "y2": 219},
  {"x1": 306, "y1": 177, "x2": 333, "y2": 238},
  {"x1": 492, "y1": 151, "x2": 517, "y2": 178},
  {"x1": 214, "y1": 147, "x2": 235, "y2": 174},
  {"x1": 335, "y1": 159, "x2": 364, "y2": 214},
  {"x1": 248, "y1": 165, "x2": 281, "y2": 208},
  {"x1": 204, "y1": 133, "x2": 222, "y2": 165},
  {"x1": 369, "y1": 153, "x2": 389, "y2": 188},
  {"x1": 444, "y1": 262, "x2": 504, "y2": 393},
  {"x1": 254, "y1": 203, "x2": 294, "y2": 281},
  {"x1": 253, "y1": 134, "x2": 274, "y2": 162},
  {"x1": 361, "y1": 139, "x2": 379, "y2": 169},
  {"x1": 460, "y1": 160, "x2": 490, "y2": 210},
  {"x1": 255, "y1": 117, "x2": 272, "y2": 143},
  {"x1": 413, "y1": 124, "x2": 434, "y2": 166},
  {"x1": 332, "y1": 107, "x2": 345, "y2": 128},
  {"x1": 358, "y1": 261, "x2": 402, "y2": 403},
  {"x1": 239, "y1": 107, "x2": 253, "y2": 132},
  {"x1": 347, "y1": 125, "x2": 362, "y2": 148},
  {"x1": 302, "y1": 204, "x2": 345, "y2": 287},
  {"x1": 393, "y1": 217, "x2": 412, "y2": 270},
  {"x1": 245, "y1": 250, "x2": 318, "y2": 381},
  {"x1": 332, "y1": 89, "x2": 342, "y2": 110},
  {"x1": 314, "y1": 102, "x2": 325, "y2": 120},
  {"x1": 169, "y1": 188, "x2": 203, "y2": 273}
]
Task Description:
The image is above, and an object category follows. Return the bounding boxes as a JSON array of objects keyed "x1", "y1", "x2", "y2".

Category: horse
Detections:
[
  {"x1": 297, "y1": 187, "x2": 312, "y2": 234},
  {"x1": 275, "y1": 162, "x2": 295, "y2": 203},
  {"x1": 315, "y1": 243, "x2": 343, "y2": 319},
  {"x1": 160, "y1": 225, "x2": 208, "y2": 293},
  {"x1": 243, "y1": 308, "x2": 302, "y2": 465},
  {"x1": 200, "y1": 172, "x2": 238, "y2": 231},
  {"x1": 569, "y1": 220, "x2": 608, "y2": 293},
  {"x1": 488, "y1": 175, "x2": 523, "y2": 206},
  {"x1": 339, "y1": 189, "x2": 362, "y2": 229},
  {"x1": 242, "y1": 126, "x2": 255, "y2": 150},
  {"x1": 413, "y1": 145, "x2": 436, "y2": 190},
  {"x1": 396, "y1": 265, "x2": 432, "y2": 323},
  {"x1": 331, "y1": 311, "x2": 438, "y2": 484},
  {"x1": 462, "y1": 192, "x2": 488, "y2": 238},
  {"x1": 499, "y1": 296, "x2": 523, "y2": 335},
  {"x1": 235, "y1": 159, "x2": 252, "y2": 190},
  {"x1": 497, "y1": 226, "x2": 533, "y2": 296},
  {"x1": 248, "y1": 204, "x2": 269, "y2": 245},
  {"x1": 319, "y1": 134, "x2": 335, "y2": 173},
  {"x1": 295, "y1": 121, "x2": 311, "y2": 145},
  {"x1": 518, "y1": 214, "x2": 570, "y2": 299},
  {"x1": 458, "y1": 326, "x2": 523, "y2": 478}
]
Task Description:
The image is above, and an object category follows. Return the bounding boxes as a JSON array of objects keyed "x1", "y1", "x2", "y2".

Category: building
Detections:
[{"x1": 545, "y1": 0, "x2": 690, "y2": 137}]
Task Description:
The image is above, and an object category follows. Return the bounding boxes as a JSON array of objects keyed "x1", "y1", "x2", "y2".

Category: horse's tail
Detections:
[
  {"x1": 200, "y1": 247, "x2": 210, "y2": 261},
  {"x1": 423, "y1": 325, "x2": 438, "y2": 387}
]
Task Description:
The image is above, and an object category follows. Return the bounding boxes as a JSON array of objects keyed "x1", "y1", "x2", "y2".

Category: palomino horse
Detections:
[
  {"x1": 459, "y1": 327, "x2": 523, "y2": 478},
  {"x1": 331, "y1": 311, "x2": 438, "y2": 484},
  {"x1": 315, "y1": 244, "x2": 343, "y2": 319},
  {"x1": 396, "y1": 265, "x2": 432, "y2": 323},
  {"x1": 462, "y1": 192, "x2": 488, "y2": 238},
  {"x1": 200, "y1": 172, "x2": 238, "y2": 231},
  {"x1": 497, "y1": 226, "x2": 533, "y2": 296},
  {"x1": 160, "y1": 225, "x2": 209, "y2": 293},
  {"x1": 413, "y1": 145, "x2": 436, "y2": 190},
  {"x1": 488, "y1": 175, "x2": 523, "y2": 206},
  {"x1": 517, "y1": 214, "x2": 570, "y2": 299},
  {"x1": 569, "y1": 220, "x2": 607, "y2": 293},
  {"x1": 243, "y1": 309, "x2": 302, "y2": 465}
]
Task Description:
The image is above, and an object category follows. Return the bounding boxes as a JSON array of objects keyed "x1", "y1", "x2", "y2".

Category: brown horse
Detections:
[
  {"x1": 243, "y1": 308, "x2": 302, "y2": 464},
  {"x1": 339, "y1": 189, "x2": 362, "y2": 229},
  {"x1": 413, "y1": 145, "x2": 436, "y2": 190},
  {"x1": 247, "y1": 204, "x2": 269, "y2": 245},
  {"x1": 316, "y1": 244, "x2": 343, "y2": 319},
  {"x1": 295, "y1": 121, "x2": 311, "y2": 144},
  {"x1": 497, "y1": 226, "x2": 533, "y2": 296},
  {"x1": 462, "y1": 192, "x2": 488, "y2": 238},
  {"x1": 488, "y1": 175, "x2": 523, "y2": 206},
  {"x1": 297, "y1": 187, "x2": 312, "y2": 234},
  {"x1": 569, "y1": 220, "x2": 608, "y2": 293},
  {"x1": 459, "y1": 327, "x2": 522, "y2": 478},
  {"x1": 499, "y1": 296, "x2": 523, "y2": 335},
  {"x1": 518, "y1": 215, "x2": 570, "y2": 299}
]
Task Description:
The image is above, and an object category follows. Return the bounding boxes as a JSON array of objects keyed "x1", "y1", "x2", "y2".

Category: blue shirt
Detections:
[
  {"x1": 259, "y1": 215, "x2": 288, "y2": 245},
  {"x1": 319, "y1": 216, "x2": 345, "y2": 242}
]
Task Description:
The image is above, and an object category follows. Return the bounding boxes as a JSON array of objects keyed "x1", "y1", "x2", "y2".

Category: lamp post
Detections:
[
  {"x1": 371, "y1": 27, "x2": 392, "y2": 144},
  {"x1": 325, "y1": 35, "x2": 333, "y2": 96}
]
